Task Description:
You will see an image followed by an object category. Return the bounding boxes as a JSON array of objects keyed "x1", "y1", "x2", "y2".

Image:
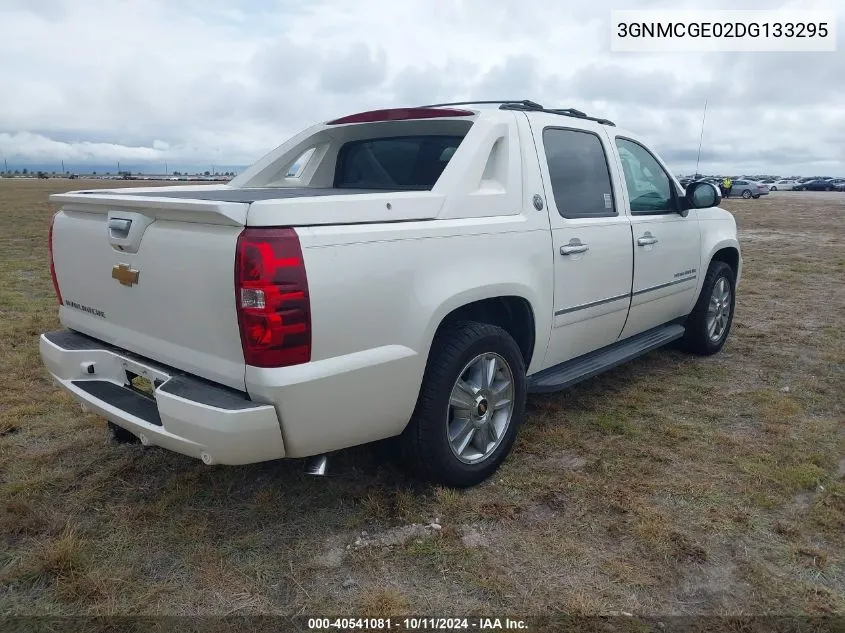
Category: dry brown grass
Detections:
[{"x1": 0, "y1": 179, "x2": 843, "y2": 616}]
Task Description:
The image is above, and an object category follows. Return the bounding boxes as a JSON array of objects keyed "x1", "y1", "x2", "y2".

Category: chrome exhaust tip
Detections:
[{"x1": 304, "y1": 454, "x2": 329, "y2": 476}]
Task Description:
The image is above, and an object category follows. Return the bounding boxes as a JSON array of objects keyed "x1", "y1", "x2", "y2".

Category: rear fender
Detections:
[{"x1": 421, "y1": 282, "x2": 546, "y2": 376}]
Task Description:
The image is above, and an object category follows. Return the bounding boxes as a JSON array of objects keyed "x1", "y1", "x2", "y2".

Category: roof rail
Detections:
[
  {"x1": 420, "y1": 99, "x2": 615, "y2": 126},
  {"x1": 500, "y1": 102, "x2": 616, "y2": 127}
]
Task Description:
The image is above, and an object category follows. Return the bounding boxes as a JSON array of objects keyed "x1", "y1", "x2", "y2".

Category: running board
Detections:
[{"x1": 527, "y1": 324, "x2": 685, "y2": 394}]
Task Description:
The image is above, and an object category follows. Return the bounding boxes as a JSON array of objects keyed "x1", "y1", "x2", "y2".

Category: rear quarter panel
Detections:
[{"x1": 245, "y1": 216, "x2": 553, "y2": 457}]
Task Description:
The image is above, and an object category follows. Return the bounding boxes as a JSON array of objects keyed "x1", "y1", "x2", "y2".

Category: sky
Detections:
[{"x1": 0, "y1": 0, "x2": 843, "y2": 176}]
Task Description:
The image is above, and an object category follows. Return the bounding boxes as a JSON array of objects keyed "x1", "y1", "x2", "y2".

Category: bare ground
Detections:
[{"x1": 0, "y1": 179, "x2": 843, "y2": 617}]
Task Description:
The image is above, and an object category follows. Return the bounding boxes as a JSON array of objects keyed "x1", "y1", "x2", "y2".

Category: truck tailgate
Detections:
[
  {"x1": 48, "y1": 182, "x2": 446, "y2": 391},
  {"x1": 50, "y1": 192, "x2": 248, "y2": 391}
]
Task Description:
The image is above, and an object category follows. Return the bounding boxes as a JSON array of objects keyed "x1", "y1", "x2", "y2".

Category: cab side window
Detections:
[
  {"x1": 542, "y1": 128, "x2": 616, "y2": 219},
  {"x1": 615, "y1": 138, "x2": 676, "y2": 214}
]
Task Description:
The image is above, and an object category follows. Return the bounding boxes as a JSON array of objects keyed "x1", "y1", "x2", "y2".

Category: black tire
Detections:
[
  {"x1": 108, "y1": 421, "x2": 139, "y2": 444},
  {"x1": 770, "y1": 186, "x2": 777, "y2": 191},
  {"x1": 400, "y1": 321, "x2": 526, "y2": 488},
  {"x1": 742, "y1": 190, "x2": 752, "y2": 199},
  {"x1": 681, "y1": 261, "x2": 736, "y2": 356},
  {"x1": 752, "y1": 195, "x2": 760, "y2": 199}
]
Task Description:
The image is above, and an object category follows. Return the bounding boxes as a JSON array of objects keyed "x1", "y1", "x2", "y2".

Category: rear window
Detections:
[{"x1": 334, "y1": 135, "x2": 464, "y2": 190}]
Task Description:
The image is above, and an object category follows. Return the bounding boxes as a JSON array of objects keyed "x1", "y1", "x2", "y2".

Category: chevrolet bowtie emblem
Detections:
[{"x1": 112, "y1": 263, "x2": 140, "y2": 286}]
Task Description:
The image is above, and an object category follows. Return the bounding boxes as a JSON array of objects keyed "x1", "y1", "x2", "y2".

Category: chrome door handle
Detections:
[
  {"x1": 560, "y1": 243, "x2": 589, "y2": 255},
  {"x1": 637, "y1": 235, "x2": 658, "y2": 246}
]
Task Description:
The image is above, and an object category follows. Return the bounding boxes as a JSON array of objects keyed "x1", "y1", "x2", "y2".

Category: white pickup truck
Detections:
[{"x1": 40, "y1": 100, "x2": 740, "y2": 487}]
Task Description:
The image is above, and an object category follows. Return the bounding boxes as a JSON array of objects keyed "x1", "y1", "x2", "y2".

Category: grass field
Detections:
[{"x1": 0, "y1": 179, "x2": 843, "y2": 617}]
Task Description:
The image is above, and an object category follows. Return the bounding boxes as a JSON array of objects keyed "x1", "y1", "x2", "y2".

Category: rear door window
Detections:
[
  {"x1": 542, "y1": 128, "x2": 616, "y2": 219},
  {"x1": 335, "y1": 135, "x2": 464, "y2": 190}
]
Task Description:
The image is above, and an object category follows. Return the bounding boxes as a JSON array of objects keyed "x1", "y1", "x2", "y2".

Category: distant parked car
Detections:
[
  {"x1": 794, "y1": 179, "x2": 836, "y2": 191},
  {"x1": 828, "y1": 178, "x2": 845, "y2": 191},
  {"x1": 770, "y1": 179, "x2": 797, "y2": 191},
  {"x1": 731, "y1": 179, "x2": 769, "y2": 199}
]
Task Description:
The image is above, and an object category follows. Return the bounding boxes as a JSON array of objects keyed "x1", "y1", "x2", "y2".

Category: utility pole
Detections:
[
  {"x1": 4, "y1": 158, "x2": 7, "y2": 173},
  {"x1": 61, "y1": 159, "x2": 65, "y2": 173}
]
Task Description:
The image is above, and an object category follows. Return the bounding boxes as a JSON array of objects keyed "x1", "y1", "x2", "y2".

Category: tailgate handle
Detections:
[
  {"x1": 108, "y1": 218, "x2": 132, "y2": 239},
  {"x1": 106, "y1": 211, "x2": 153, "y2": 253}
]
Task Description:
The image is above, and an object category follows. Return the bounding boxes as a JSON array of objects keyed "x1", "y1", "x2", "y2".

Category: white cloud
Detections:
[{"x1": 0, "y1": 0, "x2": 843, "y2": 174}]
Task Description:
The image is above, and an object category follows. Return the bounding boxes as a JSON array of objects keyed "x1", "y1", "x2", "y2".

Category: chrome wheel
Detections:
[
  {"x1": 742, "y1": 190, "x2": 752, "y2": 199},
  {"x1": 706, "y1": 277, "x2": 731, "y2": 343},
  {"x1": 446, "y1": 352, "x2": 514, "y2": 464}
]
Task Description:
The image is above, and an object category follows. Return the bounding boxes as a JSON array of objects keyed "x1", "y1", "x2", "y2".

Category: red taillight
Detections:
[
  {"x1": 235, "y1": 228, "x2": 311, "y2": 368},
  {"x1": 48, "y1": 212, "x2": 63, "y2": 305},
  {"x1": 326, "y1": 107, "x2": 474, "y2": 125}
]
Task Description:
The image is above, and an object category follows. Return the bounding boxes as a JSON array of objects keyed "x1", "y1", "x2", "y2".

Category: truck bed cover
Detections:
[{"x1": 76, "y1": 187, "x2": 391, "y2": 204}]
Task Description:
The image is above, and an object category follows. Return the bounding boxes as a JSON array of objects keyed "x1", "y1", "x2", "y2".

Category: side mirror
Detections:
[{"x1": 682, "y1": 181, "x2": 721, "y2": 214}]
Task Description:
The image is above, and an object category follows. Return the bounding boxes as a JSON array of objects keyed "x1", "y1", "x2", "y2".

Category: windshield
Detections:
[{"x1": 334, "y1": 135, "x2": 465, "y2": 190}]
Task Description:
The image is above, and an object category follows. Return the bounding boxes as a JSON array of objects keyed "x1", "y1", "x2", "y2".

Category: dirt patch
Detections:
[
  {"x1": 672, "y1": 559, "x2": 752, "y2": 613},
  {"x1": 539, "y1": 450, "x2": 589, "y2": 471},
  {"x1": 352, "y1": 523, "x2": 441, "y2": 549},
  {"x1": 523, "y1": 502, "x2": 558, "y2": 524},
  {"x1": 793, "y1": 491, "x2": 817, "y2": 513},
  {"x1": 313, "y1": 535, "x2": 348, "y2": 569},
  {"x1": 460, "y1": 524, "x2": 492, "y2": 548}
]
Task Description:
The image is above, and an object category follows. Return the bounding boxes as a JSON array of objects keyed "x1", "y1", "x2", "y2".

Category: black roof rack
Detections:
[
  {"x1": 419, "y1": 99, "x2": 616, "y2": 127},
  {"x1": 500, "y1": 102, "x2": 616, "y2": 126}
]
